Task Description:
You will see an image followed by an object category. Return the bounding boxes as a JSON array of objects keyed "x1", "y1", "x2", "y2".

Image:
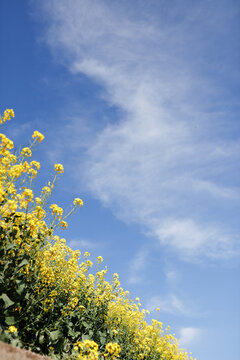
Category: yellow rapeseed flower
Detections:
[
  {"x1": 32, "y1": 130, "x2": 44, "y2": 142},
  {"x1": 106, "y1": 343, "x2": 121, "y2": 357},
  {"x1": 21, "y1": 147, "x2": 32, "y2": 157},
  {"x1": 14, "y1": 306, "x2": 22, "y2": 313},
  {"x1": 0, "y1": 109, "x2": 14, "y2": 123},
  {"x1": 54, "y1": 163, "x2": 64, "y2": 174},
  {"x1": 60, "y1": 220, "x2": 68, "y2": 229},
  {"x1": 30, "y1": 160, "x2": 40, "y2": 170},
  {"x1": 97, "y1": 256, "x2": 103, "y2": 264},
  {"x1": 8, "y1": 326, "x2": 18, "y2": 333},
  {"x1": 50, "y1": 204, "x2": 63, "y2": 217},
  {"x1": 73, "y1": 198, "x2": 83, "y2": 207},
  {"x1": 22, "y1": 188, "x2": 33, "y2": 202},
  {"x1": 35, "y1": 197, "x2": 42, "y2": 204},
  {"x1": 42, "y1": 186, "x2": 51, "y2": 194}
]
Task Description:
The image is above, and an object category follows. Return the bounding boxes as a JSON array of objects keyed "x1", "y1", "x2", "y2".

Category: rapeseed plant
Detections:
[{"x1": 0, "y1": 109, "x2": 196, "y2": 360}]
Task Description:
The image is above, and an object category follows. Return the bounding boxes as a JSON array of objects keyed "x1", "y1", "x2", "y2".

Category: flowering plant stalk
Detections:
[{"x1": 0, "y1": 109, "x2": 196, "y2": 360}]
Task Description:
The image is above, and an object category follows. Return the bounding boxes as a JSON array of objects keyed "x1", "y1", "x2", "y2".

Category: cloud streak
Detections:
[
  {"x1": 38, "y1": 0, "x2": 240, "y2": 258},
  {"x1": 178, "y1": 327, "x2": 201, "y2": 347},
  {"x1": 147, "y1": 294, "x2": 192, "y2": 316},
  {"x1": 128, "y1": 247, "x2": 149, "y2": 284}
]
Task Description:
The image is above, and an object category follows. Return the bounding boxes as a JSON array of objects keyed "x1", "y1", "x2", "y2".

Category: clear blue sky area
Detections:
[{"x1": 0, "y1": 1, "x2": 240, "y2": 359}]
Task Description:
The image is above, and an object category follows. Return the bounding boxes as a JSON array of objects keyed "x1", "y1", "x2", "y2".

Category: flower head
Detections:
[
  {"x1": 50, "y1": 204, "x2": 63, "y2": 217},
  {"x1": 22, "y1": 188, "x2": 34, "y2": 202},
  {"x1": 60, "y1": 220, "x2": 68, "y2": 229},
  {"x1": 106, "y1": 343, "x2": 121, "y2": 357},
  {"x1": 73, "y1": 198, "x2": 83, "y2": 207},
  {"x1": 97, "y1": 256, "x2": 103, "y2": 264},
  {"x1": 21, "y1": 147, "x2": 32, "y2": 157},
  {"x1": 0, "y1": 109, "x2": 15, "y2": 123},
  {"x1": 54, "y1": 163, "x2": 64, "y2": 174},
  {"x1": 32, "y1": 130, "x2": 44, "y2": 142},
  {"x1": 8, "y1": 326, "x2": 18, "y2": 333},
  {"x1": 30, "y1": 160, "x2": 40, "y2": 170}
]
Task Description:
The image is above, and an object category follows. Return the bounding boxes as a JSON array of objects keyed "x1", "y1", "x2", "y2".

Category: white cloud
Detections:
[
  {"x1": 37, "y1": 0, "x2": 240, "y2": 258},
  {"x1": 165, "y1": 268, "x2": 178, "y2": 282},
  {"x1": 147, "y1": 294, "x2": 191, "y2": 315},
  {"x1": 68, "y1": 238, "x2": 96, "y2": 251},
  {"x1": 128, "y1": 247, "x2": 149, "y2": 284},
  {"x1": 154, "y1": 218, "x2": 237, "y2": 258},
  {"x1": 178, "y1": 327, "x2": 201, "y2": 347},
  {"x1": 192, "y1": 179, "x2": 240, "y2": 200}
]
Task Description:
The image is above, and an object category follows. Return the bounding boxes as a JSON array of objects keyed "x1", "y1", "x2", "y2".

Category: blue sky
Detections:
[{"x1": 0, "y1": 0, "x2": 240, "y2": 359}]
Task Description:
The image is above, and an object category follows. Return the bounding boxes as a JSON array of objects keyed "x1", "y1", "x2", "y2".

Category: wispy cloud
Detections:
[
  {"x1": 68, "y1": 238, "x2": 96, "y2": 251},
  {"x1": 164, "y1": 267, "x2": 178, "y2": 283},
  {"x1": 147, "y1": 294, "x2": 193, "y2": 316},
  {"x1": 37, "y1": 0, "x2": 240, "y2": 258},
  {"x1": 178, "y1": 327, "x2": 201, "y2": 347},
  {"x1": 154, "y1": 218, "x2": 238, "y2": 258},
  {"x1": 147, "y1": 293, "x2": 193, "y2": 316},
  {"x1": 128, "y1": 247, "x2": 149, "y2": 284}
]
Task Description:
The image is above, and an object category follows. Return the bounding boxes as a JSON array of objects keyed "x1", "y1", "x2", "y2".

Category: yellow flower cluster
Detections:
[
  {"x1": 74, "y1": 340, "x2": 99, "y2": 360},
  {"x1": 0, "y1": 108, "x2": 15, "y2": 123},
  {"x1": 54, "y1": 163, "x2": 64, "y2": 174},
  {"x1": 42, "y1": 186, "x2": 51, "y2": 194},
  {"x1": 21, "y1": 147, "x2": 32, "y2": 157},
  {"x1": 32, "y1": 130, "x2": 44, "y2": 143},
  {"x1": 105, "y1": 342, "x2": 121, "y2": 358},
  {"x1": 73, "y1": 340, "x2": 122, "y2": 360},
  {"x1": 7, "y1": 326, "x2": 18, "y2": 333},
  {"x1": 60, "y1": 220, "x2": 68, "y2": 229},
  {"x1": 97, "y1": 256, "x2": 103, "y2": 264},
  {"x1": 50, "y1": 204, "x2": 63, "y2": 219},
  {"x1": 0, "y1": 133, "x2": 14, "y2": 150},
  {"x1": 74, "y1": 198, "x2": 84, "y2": 207}
]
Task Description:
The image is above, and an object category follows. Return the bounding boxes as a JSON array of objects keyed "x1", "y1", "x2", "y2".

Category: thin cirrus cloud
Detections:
[
  {"x1": 146, "y1": 294, "x2": 191, "y2": 316},
  {"x1": 37, "y1": 0, "x2": 240, "y2": 258},
  {"x1": 178, "y1": 327, "x2": 201, "y2": 347},
  {"x1": 68, "y1": 238, "x2": 96, "y2": 251},
  {"x1": 128, "y1": 247, "x2": 149, "y2": 284}
]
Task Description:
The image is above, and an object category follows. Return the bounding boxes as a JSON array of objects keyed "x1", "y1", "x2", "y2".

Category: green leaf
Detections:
[
  {"x1": 0, "y1": 293, "x2": 14, "y2": 308},
  {"x1": 82, "y1": 321, "x2": 90, "y2": 329},
  {"x1": 81, "y1": 334, "x2": 89, "y2": 341},
  {"x1": 68, "y1": 328, "x2": 76, "y2": 337},
  {"x1": 5, "y1": 316, "x2": 15, "y2": 325},
  {"x1": 62, "y1": 340, "x2": 70, "y2": 353},
  {"x1": 11, "y1": 339, "x2": 21, "y2": 347},
  {"x1": 5, "y1": 243, "x2": 16, "y2": 251},
  {"x1": 16, "y1": 282, "x2": 25, "y2": 295},
  {"x1": 100, "y1": 334, "x2": 106, "y2": 345},
  {"x1": 39, "y1": 334, "x2": 45, "y2": 344},
  {"x1": 3, "y1": 261, "x2": 10, "y2": 272},
  {"x1": 49, "y1": 330, "x2": 60, "y2": 341},
  {"x1": 18, "y1": 259, "x2": 29, "y2": 268}
]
